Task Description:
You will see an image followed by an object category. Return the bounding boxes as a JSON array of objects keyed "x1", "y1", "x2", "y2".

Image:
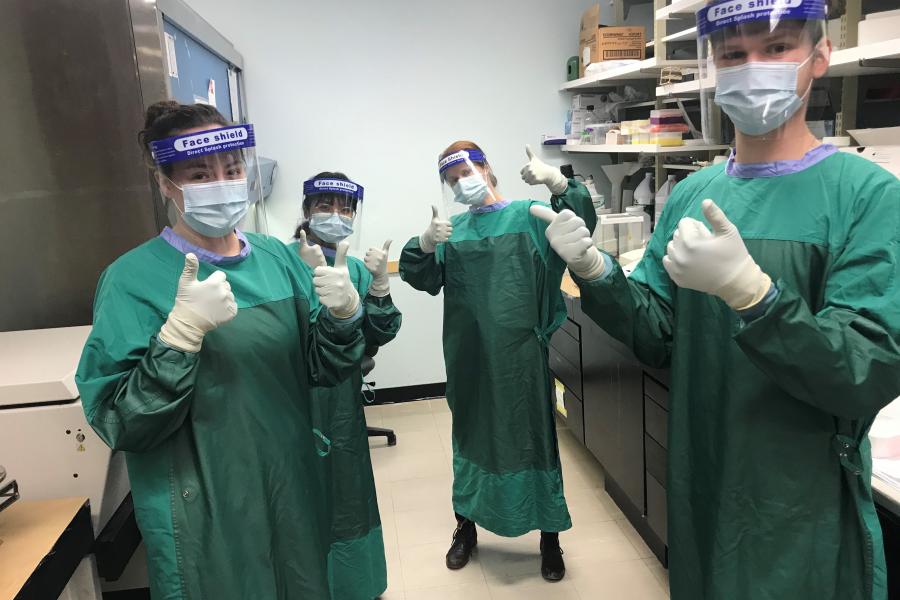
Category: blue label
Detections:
[
  {"x1": 150, "y1": 124, "x2": 256, "y2": 166},
  {"x1": 697, "y1": 0, "x2": 826, "y2": 37},
  {"x1": 303, "y1": 178, "x2": 365, "y2": 200},
  {"x1": 438, "y1": 149, "x2": 487, "y2": 174}
]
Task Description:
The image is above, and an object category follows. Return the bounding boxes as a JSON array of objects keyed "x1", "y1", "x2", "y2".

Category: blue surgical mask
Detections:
[
  {"x1": 178, "y1": 179, "x2": 250, "y2": 237},
  {"x1": 310, "y1": 213, "x2": 354, "y2": 243},
  {"x1": 452, "y1": 175, "x2": 490, "y2": 206},
  {"x1": 714, "y1": 54, "x2": 813, "y2": 136}
]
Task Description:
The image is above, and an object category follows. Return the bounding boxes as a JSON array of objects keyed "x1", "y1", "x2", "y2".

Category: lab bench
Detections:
[{"x1": 551, "y1": 284, "x2": 900, "y2": 584}]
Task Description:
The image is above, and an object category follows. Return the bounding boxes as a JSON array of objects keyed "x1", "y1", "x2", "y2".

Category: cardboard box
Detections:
[{"x1": 579, "y1": 5, "x2": 645, "y2": 76}]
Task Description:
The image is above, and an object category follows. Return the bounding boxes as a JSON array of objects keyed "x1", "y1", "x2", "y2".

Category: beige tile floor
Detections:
[{"x1": 366, "y1": 398, "x2": 670, "y2": 600}]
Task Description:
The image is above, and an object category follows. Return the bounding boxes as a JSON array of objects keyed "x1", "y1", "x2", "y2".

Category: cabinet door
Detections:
[
  {"x1": 581, "y1": 316, "x2": 620, "y2": 476},
  {"x1": 616, "y1": 353, "x2": 646, "y2": 513}
]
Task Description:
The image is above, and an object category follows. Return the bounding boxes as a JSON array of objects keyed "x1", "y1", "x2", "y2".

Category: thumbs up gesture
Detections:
[
  {"x1": 520, "y1": 144, "x2": 568, "y2": 195},
  {"x1": 419, "y1": 205, "x2": 453, "y2": 254},
  {"x1": 662, "y1": 200, "x2": 772, "y2": 310},
  {"x1": 314, "y1": 241, "x2": 362, "y2": 319},
  {"x1": 297, "y1": 230, "x2": 327, "y2": 269},
  {"x1": 365, "y1": 240, "x2": 393, "y2": 298},
  {"x1": 159, "y1": 253, "x2": 237, "y2": 353}
]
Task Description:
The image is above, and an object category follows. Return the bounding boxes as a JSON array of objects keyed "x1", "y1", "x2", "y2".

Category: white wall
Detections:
[{"x1": 184, "y1": 0, "x2": 605, "y2": 388}]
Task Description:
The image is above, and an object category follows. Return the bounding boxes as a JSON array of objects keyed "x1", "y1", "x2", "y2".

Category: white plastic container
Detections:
[
  {"x1": 626, "y1": 205, "x2": 651, "y2": 247},
  {"x1": 634, "y1": 172, "x2": 654, "y2": 205},
  {"x1": 655, "y1": 174, "x2": 677, "y2": 224}
]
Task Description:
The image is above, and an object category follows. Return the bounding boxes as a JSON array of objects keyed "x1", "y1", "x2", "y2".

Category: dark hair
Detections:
[
  {"x1": 138, "y1": 101, "x2": 230, "y2": 175},
  {"x1": 294, "y1": 171, "x2": 356, "y2": 239},
  {"x1": 439, "y1": 140, "x2": 498, "y2": 186}
]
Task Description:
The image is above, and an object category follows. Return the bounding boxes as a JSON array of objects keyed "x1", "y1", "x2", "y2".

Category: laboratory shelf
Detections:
[
  {"x1": 561, "y1": 144, "x2": 729, "y2": 154},
  {"x1": 662, "y1": 26, "x2": 697, "y2": 43},
  {"x1": 663, "y1": 163, "x2": 703, "y2": 170},
  {"x1": 656, "y1": 0, "x2": 704, "y2": 21},
  {"x1": 560, "y1": 58, "x2": 696, "y2": 91},
  {"x1": 656, "y1": 38, "x2": 900, "y2": 97}
]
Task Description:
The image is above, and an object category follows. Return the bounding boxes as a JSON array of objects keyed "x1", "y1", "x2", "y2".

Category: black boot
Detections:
[
  {"x1": 446, "y1": 514, "x2": 477, "y2": 570},
  {"x1": 540, "y1": 531, "x2": 565, "y2": 582}
]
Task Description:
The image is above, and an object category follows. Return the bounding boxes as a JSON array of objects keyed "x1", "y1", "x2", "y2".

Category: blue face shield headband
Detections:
[{"x1": 302, "y1": 177, "x2": 364, "y2": 244}]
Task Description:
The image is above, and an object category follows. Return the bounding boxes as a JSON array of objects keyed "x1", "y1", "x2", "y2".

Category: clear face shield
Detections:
[
  {"x1": 696, "y1": 0, "x2": 829, "y2": 142},
  {"x1": 301, "y1": 178, "x2": 365, "y2": 252},
  {"x1": 150, "y1": 124, "x2": 267, "y2": 237},
  {"x1": 438, "y1": 149, "x2": 498, "y2": 219}
]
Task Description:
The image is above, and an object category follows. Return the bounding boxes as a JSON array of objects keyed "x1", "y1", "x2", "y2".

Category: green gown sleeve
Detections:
[
  {"x1": 551, "y1": 178, "x2": 597, "y2": 234},
  {"x1": 399, "y1": 236, "x2": 444, "y2": 296},
  {"x1": 347, "y1": 257, "x2": 403, "y2": 349},
  {"x1": 734, "y1": 179, "x2": 900, "y2": 419},
  {"x1": 573, "y1": 191, "x2": 679, "y2": 369},
  {"x1": 76, "y1": 271, "x2": 198, "y2": 453}
]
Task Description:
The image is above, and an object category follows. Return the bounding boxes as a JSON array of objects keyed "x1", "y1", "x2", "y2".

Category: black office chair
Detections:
[{"x1": 362, "y1": 354, "x2": 397, "y2": 446}]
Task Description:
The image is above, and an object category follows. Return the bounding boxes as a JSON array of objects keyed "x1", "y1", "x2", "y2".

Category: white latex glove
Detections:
[
  {"x1": 159, "y1": 253, "x2": 237, "y2": 353},
  {"x1": 662, "y1": 199, "x2": 772, "y2": 311},
  {"x1": 365, "y1": 240, "x2": 393, "y2": 298},
  {"x1": 419, "y1": 205, "x2": 453, "y2": 254},
  {"x1": 520, "y1": 145, "x2": 568, "y2": 196},
  {"x1": 297, "y1": 230, "x2": 327, "y2": 269},
  {"x1": 314, "y1": 241, "x2": 361, "y2": 319},
  {"x1": 530, "y1": 205, "x2": 606, "y2": 280}
]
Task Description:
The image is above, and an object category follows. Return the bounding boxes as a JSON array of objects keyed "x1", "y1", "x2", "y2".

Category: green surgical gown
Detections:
[
  {"x1": 287, "y1": 243, "x2": 402, "y2": 600},
  {"x1": 575, "y1": 152, "x2": 900, "y2": 600},
  {"x1": 399, "y1": 180, "x2": 592, "y2": 537},
  {"x1": 76, "y1": 234, "x2": 365, "y2": 600}
]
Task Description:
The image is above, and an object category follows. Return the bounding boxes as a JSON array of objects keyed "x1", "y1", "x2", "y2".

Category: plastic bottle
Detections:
[
  {"x1": 655, "y1": 174, "x2": 677, "y2": 224},
  {"x1": 634, "y1": 172, "x2": 654, "y2": 205}
]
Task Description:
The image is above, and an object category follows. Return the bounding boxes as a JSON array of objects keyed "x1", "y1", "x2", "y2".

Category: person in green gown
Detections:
[
  {"x1": 399, "y1": 141, "x2": 595, "y2": 582},
  {"x1": 534, "y1": 2, "x2": 900, "y2": 597},
  {"x1": 76, "y1": 101, "x2": 365, "y2": 599},
  {"x1": 289, "y1": 171, "x2": 402, "y2": 599}
]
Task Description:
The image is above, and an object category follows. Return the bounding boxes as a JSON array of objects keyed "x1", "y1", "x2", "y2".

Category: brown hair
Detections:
[
  {"x1": 138, "y1": 101, "x2": 230, "y2": 175},
  {"x1": 440, "y1": 140, "x2": 498, "y2": 187}
]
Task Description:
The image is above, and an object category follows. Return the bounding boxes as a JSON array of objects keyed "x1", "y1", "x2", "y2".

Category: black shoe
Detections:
[
  {"x1": 445, "y1": 518, "x2": 477, "y2": 570},
  {"x1": 540, "y1": 536, "x2": 566, "y2": 582}
]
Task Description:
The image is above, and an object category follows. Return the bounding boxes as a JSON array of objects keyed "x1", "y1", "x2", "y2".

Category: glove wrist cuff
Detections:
[
  {"x1": 159, "y1": 311, "x2": 207, "y2": 353},
  {"x1": 547, "y1": 174, "x2": 569, "y2": 196},
  {"x1": 571, "y1": 248, "x2": 606, "y2": 281},
  {"x1": 368, "y1": 274, "x2": 391, "y2": 298},
  {"x1": 329, "y1": 294, "x2": 361, "y2": 320},
  {"x1": 718, "y1": 259, "x2": 772, "y2": 311},
  {"x1": 419, "y1": 235, "x2": 436, "y2": 254}
]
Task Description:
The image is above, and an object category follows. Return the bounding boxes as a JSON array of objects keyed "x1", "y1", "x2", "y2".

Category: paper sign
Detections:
[
  {"x1": 164, "y1": 32, "x2": 178, "y2": 78},
  {"x1": 555, "y1": 379, "x2": 567, "y2": 418},
  {"x1": 207, "y1": 79, "x2": 217, "y2": 108}
]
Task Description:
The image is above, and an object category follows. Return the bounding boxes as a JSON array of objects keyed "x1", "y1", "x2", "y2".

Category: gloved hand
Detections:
[
  {"x1": 297, "y1": 230, "x2": 327, "y2": 269},
  {"x1": 520, "y1": 145, "x2": 568, "y2": 196},
  {"x1": 365, "y1": 240, "x2": 392, "y2": 298},
  {"x1": 159, "y1": 253, "x2": 237, "y2": 353},
  {"x1": 530, "y1": 205, "x2": 606, "y2": 280},
  {"x1": 419, "y1": 205, "x2": 453, "y2": 254},
  {"x1": 314, "y1": 241, "x2": 361, "y2": 319},
  {"x1": 662, "y1": 199, "x2": 772, "y2": 311}
]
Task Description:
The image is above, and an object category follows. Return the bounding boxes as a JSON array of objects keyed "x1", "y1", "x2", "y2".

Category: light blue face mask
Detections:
[
  {"x1": 714, "y1": 54, "x2": 814, "y2": 136},
  {"x1": 310, "y1": 212, "x2": 354, "y2": 243},
  {"x1": 452, "y1": 175, "x2": 490, "y2": 206},
  {"x1": 178, "y1": 179, "x2": 250, "y2": 238}
]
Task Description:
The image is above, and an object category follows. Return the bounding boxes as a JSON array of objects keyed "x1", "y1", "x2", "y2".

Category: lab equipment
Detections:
[
  {"x1": 531, "y1": 206, "x2": 605, "y2": 280},
  {"x1": 696, "y1": 0, "x2": 828, "y2": 141},
  {"x1": 419, "y1": 206, "x2": 454, "y2": 253},
  {"x1": 0, "y1": 326, "x2": 134, "y2": 600},
  {"x1": 566, "y1": 56, "x2": 580, "y2": 81},
  {"x1": 398, "y1": 186, "x2": 593, "y2": 541},
  {"x1": 633, "y1": 173, "x2": 654, "y2": 206},
  {"x1": 577, "y1": 146, "x2": 900, "y2": 600},
  {"x1": 302, "y1": 175, "x2": 366, "y2": 250},
  {"x1": 365, "y1": 240, "x2": 393, "y2": 297},
  {"x1": 600, "y1": 162, "x2": 641, "y2": 213},
  {"x1": 520, "y1": 145, "x2": 569, "y2": 195},
  {"x1": 158, "y1": 254, "x2": 237, "y2": 353},
  {"x1": 625, "y1": 205, "x2": 651, "y2": 247},
  {"x1": 77, "y1": 231, "x2": 366, "y2": 600}
]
